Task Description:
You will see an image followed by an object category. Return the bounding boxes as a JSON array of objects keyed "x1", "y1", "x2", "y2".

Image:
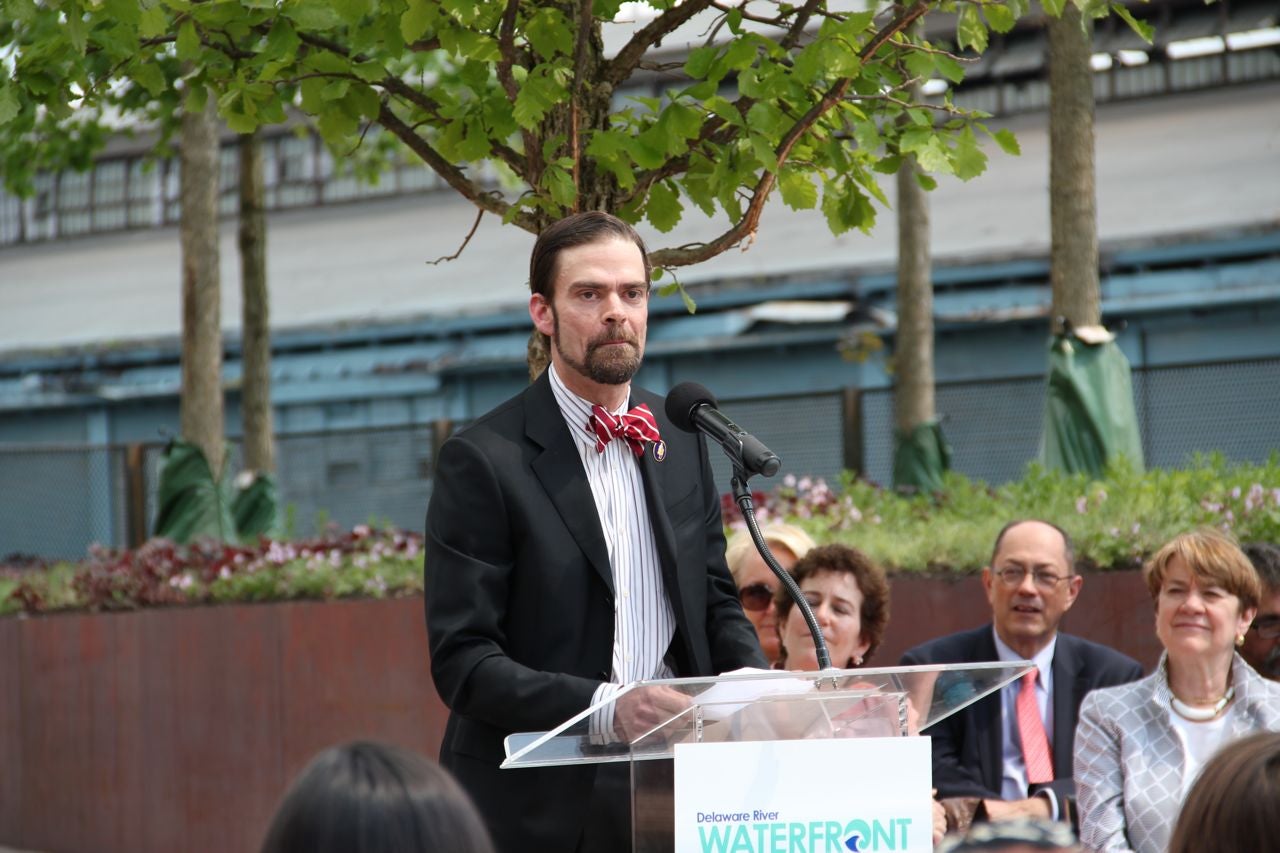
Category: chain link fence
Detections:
[
  {"x1": 4, "y1": 357, "x2": 1279, "y2": 561},
  {"x1": 1, "y1": 424, "x2": 438, "y2": 562}
]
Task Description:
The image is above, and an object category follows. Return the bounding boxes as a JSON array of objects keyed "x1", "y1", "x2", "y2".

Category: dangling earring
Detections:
[{"x1": 1236, "y1": 633, "x2": 1246, "y2": 648}]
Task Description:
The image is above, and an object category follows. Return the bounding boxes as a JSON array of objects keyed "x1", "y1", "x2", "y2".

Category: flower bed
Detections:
[
  {"x1": 0, "y1": 525, "x2": 422, "y2": 617},
  {"x1": 725, "y1": 454, "x2": 1280, "y2": 574}
]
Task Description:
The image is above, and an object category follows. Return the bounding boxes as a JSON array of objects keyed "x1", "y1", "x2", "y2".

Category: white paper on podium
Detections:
[
  {"x1": 693, "y1": 670, "x2": 814, "y2": 721},
  {"x1": 673, "y1": 737, "x2": 933, "y2": 853}
]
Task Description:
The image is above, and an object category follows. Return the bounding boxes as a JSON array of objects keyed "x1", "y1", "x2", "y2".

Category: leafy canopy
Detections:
[{"x1": 0, "y1": 0, "x2": 1148, "y2": 269}]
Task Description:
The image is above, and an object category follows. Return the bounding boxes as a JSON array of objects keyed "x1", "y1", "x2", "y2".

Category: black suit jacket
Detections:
[
  {"x1": 900, "y1": 624, "x2": 1143, "y2": 811},
  {"x1": 424, "y1": 371, "x2": 764, "y2": 852}
]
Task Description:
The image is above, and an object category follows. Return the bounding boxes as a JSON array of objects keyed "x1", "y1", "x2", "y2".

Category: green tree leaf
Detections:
[
  {"x1": 950, "y1": 125, "x2": 987, "y2": 180},
  {"x1": 1111, "y1": 3, "x2": 1154, "y2": 44},
  {"x1": 525, "y1": 7, "x2": 573, "y2": 60},
  {"x1": 645, "y1": 180, "x2": 682, "y2": 232},
  {"x1": 957, "y1": 5, "x2": 989, "y2": 53},
  {"x1": 176, "y1": 20, "x2": 200, "y2": 61},
  {"x1": 778, "y1": 166, "x2": 818, "y2": 210},
  {"x1": 401, "y1": 0, "x2": 437, "y2": 42},
  {"x1": 0, "y1": 83, "x2": 20, "y2": 127},
  {"x1": 990, "y1": 128, "x2": 1021, "y2": 156},
  {"x1": 984, "y1": 4, "x2": 1017, "y2": 34}
]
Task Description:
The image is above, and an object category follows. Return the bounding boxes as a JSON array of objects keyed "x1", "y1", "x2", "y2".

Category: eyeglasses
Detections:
[
  {"x1": 738, "y1": 583, "x2": 775, "y2": 612},
  {"x1": 993, "y1": 567, "x2": 1072, "y2": 591},
  {"x1": 1250, "y1": 616, "x2": 1280, "y2": 640}
]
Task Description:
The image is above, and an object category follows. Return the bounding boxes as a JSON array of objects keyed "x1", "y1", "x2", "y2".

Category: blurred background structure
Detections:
[{"x1": 1, "y1": 0, "x2": 1278, "y2": 559}]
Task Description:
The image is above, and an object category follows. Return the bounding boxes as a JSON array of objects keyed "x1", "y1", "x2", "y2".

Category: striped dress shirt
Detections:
[{"x1": 548, "y1": 364, "x2": 675, "y2": 737}]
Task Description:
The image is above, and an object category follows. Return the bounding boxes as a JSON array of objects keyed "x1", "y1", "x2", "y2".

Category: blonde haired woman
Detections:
[
  {"x1": 724, "y1": 523, "x2": 815, "y2": 666},
  {"x1": 1075, "y1": 529, "x2": 1280, "y2": 852}
]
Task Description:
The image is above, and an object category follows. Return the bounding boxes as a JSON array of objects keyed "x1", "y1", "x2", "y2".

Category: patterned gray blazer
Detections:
[{"x1": 1074, "y1": 653, "x2": 1280, "y2": 853}]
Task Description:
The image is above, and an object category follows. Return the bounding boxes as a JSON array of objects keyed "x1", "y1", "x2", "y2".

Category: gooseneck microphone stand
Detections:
[{"x1": 731, "y1": 471, "x2": 832, "y2": 672}]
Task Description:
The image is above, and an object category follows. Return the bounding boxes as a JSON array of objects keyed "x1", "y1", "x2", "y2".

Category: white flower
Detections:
[
  {"x1": 1075, "y1": 496, "x2": 1088, "y2": 514},
  {"x1": 218, "y1": 566, "x2": 231, "y2": 580}
]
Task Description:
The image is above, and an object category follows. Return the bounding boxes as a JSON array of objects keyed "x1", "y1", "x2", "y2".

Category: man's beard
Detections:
[{"x1": 551, "y1": 311, "x2": 642, "y2": 386}]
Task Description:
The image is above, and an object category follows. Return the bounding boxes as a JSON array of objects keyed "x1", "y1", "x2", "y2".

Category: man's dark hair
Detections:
[
  {"x1": 260, "y1": 741, "x2": 495, "y2": 853},
  {"x1": 528, "y1": 210, "x2": 651, "y2": 300},
  {"x1": 989, "y1": 519, "x2": 1076, "y2": 573},
  {"x1": 1242, "y1": 542, "x2": 1280, "y2": 591}
]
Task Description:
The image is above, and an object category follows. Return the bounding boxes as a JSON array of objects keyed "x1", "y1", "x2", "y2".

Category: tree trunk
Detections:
[
  {"x1": 179, "y1": 97, "x2": 225, "y2": 476},
  {"x1": 894, "y1": 117, "x2": 934, "y2": 434},
  {"x1": 1048, "y1": 6, "x2": 1100, "y2": 330},
  {"x1": 238, "y1": 132, "x2": 274, "y2": 473}
]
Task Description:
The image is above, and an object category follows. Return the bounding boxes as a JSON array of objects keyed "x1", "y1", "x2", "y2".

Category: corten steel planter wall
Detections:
[
  {"x1": 0, "y1": 595, "x2": 448, "y2": 853},
  {"x1": 0, "y1": 572, "x2": 1158, "y2": 853}
]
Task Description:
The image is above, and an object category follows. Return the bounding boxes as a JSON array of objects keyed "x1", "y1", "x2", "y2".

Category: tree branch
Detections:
[
  {"x1": 377, "y1": 102, "x2": 538, "y2": 233},
  {"x1": 496, "y1": 0, "x2": 539, "y2": 189},
  {"x1": 649, "y1": 1, "x2": 930, "y2": 269},
  {"x1": 603, "y1": 0, "x2": 715, "y2": 87},
  {"x1": 427, "y1": 206, "x2": 486, "y2": 264}
]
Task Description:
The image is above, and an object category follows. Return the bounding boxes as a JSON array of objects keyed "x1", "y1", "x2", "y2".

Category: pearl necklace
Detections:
[{"x1": 1170, "y1": 685, "x2": 1235, "y2": 722}]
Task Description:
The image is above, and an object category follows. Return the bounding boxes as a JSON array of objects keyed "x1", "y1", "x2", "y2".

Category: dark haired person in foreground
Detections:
[
  {"x1": 260, "y1": 741, "x2": 494, "y2": 853},
  {"x1": 900, "y1": 520, "x2": 1142, "y2": 825},
  {"x1": 423, "y1": 211, "x2": 763, "y2": 852},
  {"x1": 1167, "y1": 730, "x2": 1280, "y2": 853}
]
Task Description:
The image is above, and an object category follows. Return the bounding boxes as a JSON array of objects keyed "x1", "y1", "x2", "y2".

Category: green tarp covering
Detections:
[
  {"x1": 893, "y1": 419, "x2": 952, "y2": 493},
  {"x1": 153, "y1": 439, "x2": 279, "y2": 543},
  {"x1": 1041, "y1": 335, "x2": 1144, "y2": 478}
]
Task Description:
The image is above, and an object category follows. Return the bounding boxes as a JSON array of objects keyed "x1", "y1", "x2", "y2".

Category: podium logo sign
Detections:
[{"x1": 674, "y1": 737, "x2": 932, "y2": 853}]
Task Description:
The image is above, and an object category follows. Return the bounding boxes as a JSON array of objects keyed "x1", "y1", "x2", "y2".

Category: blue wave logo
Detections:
[{"x1": 844, "y1": 832, "x2": 862, "y2": 852}]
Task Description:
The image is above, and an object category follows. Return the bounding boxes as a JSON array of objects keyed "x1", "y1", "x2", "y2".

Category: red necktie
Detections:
[
  {"x1": 588, "y1": 403, "x2": 660, "y2": 457},
  {"x1": 1017, "y1": 670, "x2": 1054, "y2": 785}
]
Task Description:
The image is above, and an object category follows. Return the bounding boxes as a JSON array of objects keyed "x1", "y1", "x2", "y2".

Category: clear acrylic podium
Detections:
[{"x1": 502, "y1": 661, "x2": 1032, "y2": 852}]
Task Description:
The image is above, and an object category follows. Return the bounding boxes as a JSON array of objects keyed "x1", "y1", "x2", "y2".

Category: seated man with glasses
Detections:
[
  {"x1": 1241, "y1": 542, "x2": 1280, "y2": 680},
  {"x1": 901, "y1": 520, "x2": 1143, "y2": 827}
]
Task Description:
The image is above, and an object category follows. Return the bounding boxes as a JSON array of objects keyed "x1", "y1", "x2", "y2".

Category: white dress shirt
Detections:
[{"x1": 548, "y1": 365, "x2": 675, "y2": 738}]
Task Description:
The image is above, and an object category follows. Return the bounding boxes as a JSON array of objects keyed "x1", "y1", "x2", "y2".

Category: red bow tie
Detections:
[{"x1": 588, "y1": 403, "x2": 661, "y2": 457}]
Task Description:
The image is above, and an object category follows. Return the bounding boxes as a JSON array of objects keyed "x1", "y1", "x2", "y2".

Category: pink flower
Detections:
[{"x1": 1075, "y1": 496, "x2": 1088, "y2": 514}]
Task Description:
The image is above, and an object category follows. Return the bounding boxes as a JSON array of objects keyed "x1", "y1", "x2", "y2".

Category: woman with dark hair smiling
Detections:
[
  {"x1": 261, "y1": 741, "x2": 495, "y2": 853},
  {"x1": 774, "y1": 543, "x2": 890, "y2": 671}
]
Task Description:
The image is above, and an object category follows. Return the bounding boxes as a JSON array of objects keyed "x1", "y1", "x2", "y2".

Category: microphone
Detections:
[{"x1": 664, "y1": 382, "x2": 781, "y2": 478}]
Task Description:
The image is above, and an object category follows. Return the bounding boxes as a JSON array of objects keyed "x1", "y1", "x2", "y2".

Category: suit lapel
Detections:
[
  {"x1": 973, "y1": 627, "x2": 1003, "y2": 793},
  {"x1": 633, "y1": 391, "x2": 690, "y2": 632},
  {"x1": 525, "y1": 373, "x2": 615, "y2": 595},
  {"x1": 1051, "y1": 635, "x2": 1081, "y2": 778}
]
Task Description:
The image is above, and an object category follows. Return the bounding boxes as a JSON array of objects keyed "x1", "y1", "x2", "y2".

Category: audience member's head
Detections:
[
  {"x1": 725, "y1": 523, "x2": 816, "y2": 665},
  {"x1": 261, "y1": 741, "x2": 494, "y2": 853},
  {"x1": 936, "y1": 817, "x2": 1079, "y2": 852},
  {"x1": 776, "y1": 543, "x2": 889, "y2": 670},
  {"x1": 982, "y1": 520, "x2": 1082, "y2": 660},
  {"x1": 1167, "y1": 731, "x2": 1280, "y2": 853},
  {"x1": 1240, "y1": 541, "x2": 1280, "y2": 679}
]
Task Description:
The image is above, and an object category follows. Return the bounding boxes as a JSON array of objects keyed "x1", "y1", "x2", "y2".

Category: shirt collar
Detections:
[
  {"x1": 992, "y1": 626, "x2": 1057, "y2": 687},
  {"x1": 547, "y1": 363, "x2": 632, "y2": 449}
]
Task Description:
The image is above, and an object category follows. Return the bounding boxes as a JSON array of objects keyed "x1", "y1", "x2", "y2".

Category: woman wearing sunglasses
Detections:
[{"x1": 724, "y1": 523, "x2": 816, "y2": 666}]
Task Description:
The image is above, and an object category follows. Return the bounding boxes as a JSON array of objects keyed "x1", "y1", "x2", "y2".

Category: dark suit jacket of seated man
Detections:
[
  {"x1": 900, "y1": 520, "x2": 1143, "y2": 825},
  {"x1": 424, "y1": 212, "x2": 765, "y2": 853}
]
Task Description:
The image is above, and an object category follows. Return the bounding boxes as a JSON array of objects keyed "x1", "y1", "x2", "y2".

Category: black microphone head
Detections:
[{"x1": 665, "y1": 382, "x2": 718, "y2": 433}]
